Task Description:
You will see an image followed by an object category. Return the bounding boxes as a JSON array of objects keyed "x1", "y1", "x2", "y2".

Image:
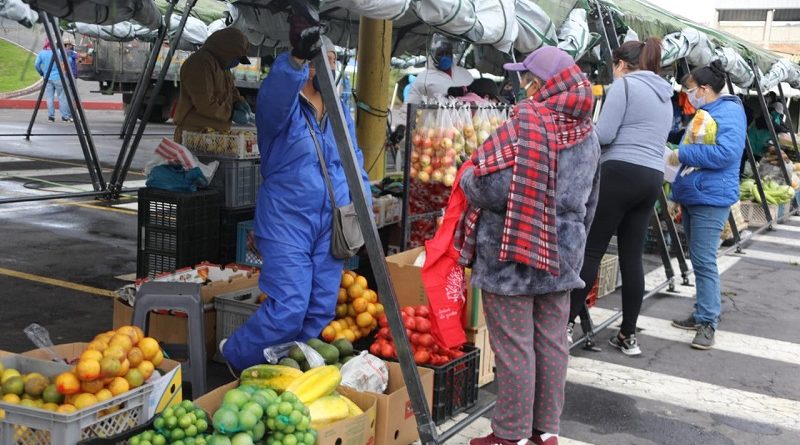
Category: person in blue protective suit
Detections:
[{"x1": 222, "y1": 19, "x2": 372, "y2": 371}]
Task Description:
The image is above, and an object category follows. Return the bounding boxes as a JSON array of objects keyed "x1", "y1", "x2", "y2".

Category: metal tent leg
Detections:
[
  {"x1": 312, "y1": 45, "x2": 439, "y2": 444},
  {"x1": 657, "y1": 191, "x2": 691, "y2": 285},
  {"x1": 651, "y1": 209, "x2": 677, "y2": 291},
  {"x1": 108, "y1": 0, "x2": 195, "y2": 196},
  {"x1": 25, "y1": 57, "x2": 53, "y2": 140},
  {"x1": 750, "y1": 61, "x2": 794, "y2": 188},
  {"x1": 776, "y1": 84, "x2": 800, "y2": 211},
  {"x1": 40, "y1": 13, "x2": 105, "y2": 191}
]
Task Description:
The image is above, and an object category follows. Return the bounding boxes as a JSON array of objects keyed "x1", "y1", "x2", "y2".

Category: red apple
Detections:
[
  {"x1": 418, "y1": 171, "x2": 430, "y2": 183},
  {"x1": 420, "y1": 154, "x2": 431, "y2": 167}
]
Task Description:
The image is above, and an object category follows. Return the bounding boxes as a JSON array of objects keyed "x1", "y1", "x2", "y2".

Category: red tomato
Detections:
[
  {"x1": 451, "y1": 349, "x2": 465, "y2": 358},
  {"x1": 403, "y1": 316, "x2": 416, "y2": 331},
  {"x1": 381, "y1": 343, "x2": 396, "y2": 358},
  {"x1": 377, "y1": 327, "x2": 391, "y2": 339},
  {"x1": 410, "y1": 332, "x2": 421, "y2": 345},
  {"x1": 417, "y1": 333, "x2": 434, "y2": 347},
  {"x1": 414, "y1": 317, "x2": 431, "y2": 333},
  {"x1": 378, "y1": 314, "x2": 389, "y2": 328},
  {"x1": 414, "y1": 350, "x2": 431, "y2": 365},
  {"x1": 369, "y1": 342, "x2": 381, "y2": 356},
  {"x1": 405, "y1": 328, "x2": 414, "y2": 339},
  {"x1": 414, "y1": 305, "x2": 430, "y2": 318},
  {"x1": 402, "y1": 306, "x2": 416, "y2": 318}
]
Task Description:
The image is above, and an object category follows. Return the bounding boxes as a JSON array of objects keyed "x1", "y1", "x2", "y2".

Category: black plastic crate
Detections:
[
  {"x1": 137, "y1": 188, "x2": 221, "y2": 278},
  {"x1": 219, "y1": 206, "x2": 255, "y2": 264},
  {"x1": 423, "y1": 344, "x2": 480, "y2": 424},
  {"x1": 200, "y1": 156, "x2": 262, "y2": 209}
]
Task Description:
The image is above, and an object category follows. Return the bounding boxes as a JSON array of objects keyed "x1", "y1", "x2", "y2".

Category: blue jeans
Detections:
[
  {"x1": 682, "y1": 205, "x2": 729, "y2": 328},
  {"x1": 45, "y1": 77, "x2": 70, "y2": 120}
]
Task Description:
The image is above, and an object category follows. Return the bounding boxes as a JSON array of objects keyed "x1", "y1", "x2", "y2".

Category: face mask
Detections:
[
  {"x1": 687, "y1": 88, "x2": 706, "y2": 109},
  {"x1": 435, "y1": 56, "x2": 453, "y2": 71}
]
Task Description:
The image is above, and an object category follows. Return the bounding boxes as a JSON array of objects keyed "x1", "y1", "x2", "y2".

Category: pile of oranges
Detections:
[
  {"x1": 321, "y1": 270, "x2": 385, "y2": 343},
  {"x1": 54, "y1": 325, "x2": 164, "y2": 412}
]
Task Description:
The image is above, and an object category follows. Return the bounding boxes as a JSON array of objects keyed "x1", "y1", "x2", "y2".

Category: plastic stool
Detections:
[{"x1": 132, "y1": 282, "x2": 207, "y2": 399}]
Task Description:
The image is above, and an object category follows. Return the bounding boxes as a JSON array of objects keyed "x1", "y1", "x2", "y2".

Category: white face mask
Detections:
[{"x1": 687, "y1": 87, "x2": 707, "y2": 109}]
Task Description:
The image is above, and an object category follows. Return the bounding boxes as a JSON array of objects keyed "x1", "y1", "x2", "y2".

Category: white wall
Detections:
[{"x1": 645, "y1": 0, "x2": 716, "y2": 25}]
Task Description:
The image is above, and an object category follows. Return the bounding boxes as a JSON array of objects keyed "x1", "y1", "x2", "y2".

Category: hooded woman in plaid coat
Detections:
[{"x1": 459, "y1": 47, "x2": 601, "y2": 445}]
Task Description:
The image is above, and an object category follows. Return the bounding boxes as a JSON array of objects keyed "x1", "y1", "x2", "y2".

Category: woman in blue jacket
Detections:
[
  {"x1": 668, "y1": 61, "x2": 746, "y2": 350},
  {"x1": 222, "y1": 24, "x2": 371, "y2": 371}
]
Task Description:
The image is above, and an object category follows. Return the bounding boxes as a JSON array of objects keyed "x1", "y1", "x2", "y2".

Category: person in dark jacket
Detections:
[
  {"x1": 668, "y1": 61, "x2": 746, "y2": 350},
  {"x1": 567, "y1": 38, "x2": 673, "y2": 356},
  {"x1": 460, "y1": 46, "x2": 600, "y2": 445}
]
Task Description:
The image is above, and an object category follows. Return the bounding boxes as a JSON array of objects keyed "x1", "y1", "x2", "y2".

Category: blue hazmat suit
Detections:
[{"x1": 223, "y1": 53, "x2": 372, "y2": 371}]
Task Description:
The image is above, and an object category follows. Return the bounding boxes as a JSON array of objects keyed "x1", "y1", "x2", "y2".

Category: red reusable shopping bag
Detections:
[{"x1": 421, "y1": 162, "x2": 473, "y2": 348}]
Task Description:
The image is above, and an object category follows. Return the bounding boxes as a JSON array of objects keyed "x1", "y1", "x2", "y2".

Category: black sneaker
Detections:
[
  {"x1": 692, "y1": 324, "x2": 715, "y2": 350},
  {"x1": 671, "y1": 316, "x2": 698, "y2": 330},
  {"x1": 48, "y1": 116, "x2": 55, "y2": 122},
  {"x1": 62, "y1": 117, "x2": 74, "y2": 123},
  {"x1": 609, "y1": 332, "x2": 642, "y2": 356}
]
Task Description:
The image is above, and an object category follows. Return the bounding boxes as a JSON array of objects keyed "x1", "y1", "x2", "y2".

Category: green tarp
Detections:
[{"x1": 155, "y1": 0, "x2": 228, "y2": 25}]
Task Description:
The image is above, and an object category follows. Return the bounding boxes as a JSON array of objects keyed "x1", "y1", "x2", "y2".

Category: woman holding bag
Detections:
[{"x1": 566, "y1": 38, "x2": 674, "y2": 356}]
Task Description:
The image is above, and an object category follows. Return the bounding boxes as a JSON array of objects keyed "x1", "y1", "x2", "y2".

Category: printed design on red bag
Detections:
[{"x1": 445, "y1": 267, "x2": 466, "y2": 304}]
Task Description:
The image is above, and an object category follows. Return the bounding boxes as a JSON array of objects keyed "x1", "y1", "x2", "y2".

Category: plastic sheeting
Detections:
[
  {"x1": 660, "y1": 28, "x2": 714, "y2": 68},
  {"x1": 72, "y1": 21, "x2": 155, "y2": 41},
  {"x1": 321, "y1": 0, "x2": 411, "y2": 21},
  {"x1": 762, "y1": 58, "x2": 800, "y2": 91},
  {"x1": 410, "y1": 0, "x2": 517, "y2": 52},
  {"x1": 0, "y1": 0, "x2": 38, "y2": 27},
  {"x1": 514, "y1": 1, "x2": 557, "y2": 53},
  {"x1": 22, "y1": 0, "x2": 161, "y2": 28},
  {"x1": 472, "y1": 0, "x2": 517, "y2": 52},
  {"x1": 715, "y1": 46, "x2": 754, "y2": 89},
  {"x1": 556, "y1": 8, "x2": 592, "y2": 60},
  {"x1": 170, "y1": 14, "x2": 208, "y2": 45}
]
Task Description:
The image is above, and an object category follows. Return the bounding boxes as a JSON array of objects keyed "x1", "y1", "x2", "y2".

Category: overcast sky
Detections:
[{"x1": 645, "y1": 0, "x2": 717, "y2": 25}]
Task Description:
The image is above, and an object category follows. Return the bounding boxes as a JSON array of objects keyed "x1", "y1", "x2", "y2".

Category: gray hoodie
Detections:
[{"x1": 596, "y1": 70, "x2": 673, "y2": 172}]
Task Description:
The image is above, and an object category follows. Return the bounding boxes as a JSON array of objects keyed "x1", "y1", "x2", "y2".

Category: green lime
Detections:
[
  {"x1": 153, "y1": 417, "x2": 166, "y2": 431},
  {"x1": 185, "y1": 424, "x2": 198, "y2": 437},
  {"x1": 194, "y1": 409, "x2": 208, "y2": 420},
  {"x1": 252, "y1": 421, "x2": 266, "y2": 441},
  {"x1": 238, "y1": 410, "x2": 258, "y2": 431},
  {"x1": 130, "y1": 436, "x2": 141, "y2": 445},
  {"x1": 171, "y1": 427, "x2": 186, "y2": 442},
  {"x1": 265, "y1": 404, "x2": 278, "y2": 418},
  {"x1": 283, "y1": 434, "x2": 297, "y2": 445},
  {"x1": 166, "y1": 416, "x2": 178, "y2": 430},
  {"x1": 278, "y1": 402, "x2": 293, "y2": 416},
  {"x1": 152, "y1": 434, "x2": 167, "y2": 445},
  {"x1": 181, "y1": 400, "x2": 195, "y2": 411},
  {"x1": 288, "y1": 411, "x2": 302, "y2": 425},
  {"x1": 179, "y1": 414, "x2": 193, "y2": 429},
  {"x1": 174, "y1": 407, "x2": 187, "y2": 418},
  {"x1": 196, "y1": 418, "x2": 209, "y2": 432},
  {"x1": 280, "y1": 392, "x2": 297, "y2": 403},
  {"x1": 212, "y1": 407, "x2": 239, "y2": 433},
  {"x1": 163, "y1": 407, "x2": 174, "y2": 418}
]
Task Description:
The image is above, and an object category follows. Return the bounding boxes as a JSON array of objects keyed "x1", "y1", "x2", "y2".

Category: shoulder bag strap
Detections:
[{"x1": 302, "y1": 113, "x2": 338, "y2": 209}]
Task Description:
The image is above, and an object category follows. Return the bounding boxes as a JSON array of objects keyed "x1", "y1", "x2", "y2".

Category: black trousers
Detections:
[{"x1": 570, "y1": 160, "x2": 664, "y2": 336}]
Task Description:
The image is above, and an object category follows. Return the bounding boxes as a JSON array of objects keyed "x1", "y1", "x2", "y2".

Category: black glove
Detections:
[
  {"x1": 288, "y1": 14, "x2": 323, "y2": 60},
  {"x1": 389, "y1": 125, "x2": 406, "y2": 145}
]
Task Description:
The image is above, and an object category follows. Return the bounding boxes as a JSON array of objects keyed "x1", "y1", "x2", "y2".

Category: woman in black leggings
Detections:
[{"x1": 568, "y1": 38, "x2": 674, "y2": 356}]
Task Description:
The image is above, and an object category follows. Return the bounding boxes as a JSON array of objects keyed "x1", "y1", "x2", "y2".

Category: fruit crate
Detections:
[
  {"x1": 466, "y1": 326, "x2": 495, "y2": 387},
  {"x1": 740, "y1": 201, "x2": 785, "y2": 228},
  {"x1": 597, "y1": 254, "x2": 619, "y2": 297},
  {"x1": 182, "y1": 129, "x2": 259, "y2": 159},
  {"x1": 218, "y1": 207, "x2": 256, "y2": 264},
  {"x1": 235, "y1": 220, "x2": 360, "y2": 271},
  {"x1": 422, "y1": 344, "x2": 480, "y2": 425},
  {"x1": 137, "y1": 188, "x2": 221, "y2": 278},
  {"x1": 213, "y1": 287, "x2": 262, "y2": 362},
  {"x1": 200, "y1": 156, "x2": 262, "y2": 209},
  {"x1": 0, "y1": 355, "x2": 154, "y2": 445}
]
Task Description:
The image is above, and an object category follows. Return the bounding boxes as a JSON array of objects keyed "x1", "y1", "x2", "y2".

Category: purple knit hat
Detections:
[{"x1": 503, "y1": 46, "x2": 575, "y2": 81}]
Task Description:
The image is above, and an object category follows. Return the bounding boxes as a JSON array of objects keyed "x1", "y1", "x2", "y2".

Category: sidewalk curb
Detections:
[
  {"x1": 0, "y1": 99, "x2": 123, "y2": 110},
  {"x1": 0, "y1": 79, "x2": 43, "y2": 100}
]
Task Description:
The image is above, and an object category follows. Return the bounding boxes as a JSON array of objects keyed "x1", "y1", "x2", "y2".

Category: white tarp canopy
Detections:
[
  {"x1": 0, "y1": 0, "x2": 37, "y2": 27},
  {"x1": 70, "y1": 14, "x2": 208, "y2": 43},
  {"x1": 22, "y1": 0, "x2": 161, "y2": 28}
]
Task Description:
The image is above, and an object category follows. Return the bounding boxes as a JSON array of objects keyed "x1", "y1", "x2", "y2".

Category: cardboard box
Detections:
[
  {"x1": 194, "y1": 382, "x2": 377, "y2": 445},
  {"x1": 385, "y1": 247, "x2": 484, "y2": 328},
  {"x1": 466, "y1": 326, "x2": 495, "y2": 387},
  {"x1": 369, "y1": 362, "x2": 434, "y2": 445},
  {"x1": 113, "y1": 298, "x2": 218, "y2": 361},
  {"x1": 135, "y1": 263, "x2": 260, "y2": 304},
  {"x1": 22, "y1": 342, "x2": 182, "y2": 418}
]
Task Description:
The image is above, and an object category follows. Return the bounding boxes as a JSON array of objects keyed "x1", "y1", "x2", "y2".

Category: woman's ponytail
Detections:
[{"x1": 639, "y1": 37, "x2": 662, "y2": 74}]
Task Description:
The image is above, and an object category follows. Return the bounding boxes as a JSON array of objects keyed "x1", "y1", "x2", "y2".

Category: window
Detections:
[
  {"x1": 718, "y1": 9, "x2": 768, "y2": 21},
  {"x1": 773, "y1": 9, "x2": 800, "y2": 22}
]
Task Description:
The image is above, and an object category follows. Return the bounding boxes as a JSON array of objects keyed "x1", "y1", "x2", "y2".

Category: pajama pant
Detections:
[{"x1": 484, "y1": 291, "x2": 570, "y2": 439}]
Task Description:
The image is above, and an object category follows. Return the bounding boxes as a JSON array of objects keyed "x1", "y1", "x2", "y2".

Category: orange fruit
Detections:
[
  {"x1": 344, "y1": 316, "x2": 356, "y2": 328},
  {"x1": 95, "y1": 389, "x2": 113, "y2": 403},
  {"x1": 115, "y1": 326, "x2": 139, "y2": 345},
  {"x1": 342, "y1": 329, "x2": 356, "y2": 343},
  {"x1": 127, "y1": 347, "x2": 144, "y2": 368},
  {"x1": 80, "y1": 350, "x2": 103, "y2": 363},
  {"x1": 346, "y1": 284, "x2": 364, "y2": 300},
  {"x1": 124, "y1": 369, "x2": 144, "y2": 389},
  {"x1": 103, "y1": 345, "x2": 125, "y2": 362},
  {"x1": 356, "y1": 312, "x2": 374, "y2": 328},
  {"x1": 337, "y1": 288, "x2": 348, "y2": 304},
  {"x1": 86, "y1": 340, "x2": 108, "y2": 353},
  {"x1": 55, "y1": 372, "x2": 80, "y2": 395},
  {"x1": 56, "y1": 404, "x2": 77, "y2": 414},
  {"x1": 366, "y1": 303, "x2": 378, "y2": 316},
  {"x1": 76, "y1": 359, "x2": 101, "y2": 381},
  {"x1": 107, "y1": 377, "x2": 129, "y2": 396},
  {"x1": 335, "y1": 304, "x2": 348, "y2": 318},
  {"x1": 330, "y1": 321, "x2": 343, "y2": 332},
  {"x1": 351, "y1": 298, "x2": 368, "y2": 313},
  {"x1": 2, "y1": 393, "x2": 20, "y2": 404},
  {"x1": 42, "y1": 402, "x2": 59, "y2": 411},
  {"x1": 347, "y1": 305, "x2": 357, "y2": 318},
  {"x1": 99, "y1": 357, "x2": 121, "y2": 378},
  {"x1": 64, "y1": 394, "x2": 78, "y2": 405},
  {"x1": 375, "y1": 303, "x2": 385, "y2": 316},
  {"x1": 340, "y1": 273, "x2": 355, "y2": 288},
  {"x1": 321, "y1": 326, "x2": 336, "y2": 342},
  {"x1": 80, "y1": 379, "x2": 104, "y2": 394},
  {"x1": 137, "y1": 361, "x2": 155, "y2": 381},
  {"x1": 151, "y1": 350, "x2": 164, "y2": 367},
  {"x1": 116, "y1": 359, "x2": 130, "y2": 378},
  {"x1": 108, "y1": 334, "x2": 133, "y2": 353},
  {"x1": 73, "y1": 393, "x2": 98, "y2": 410},
  {"x1": 138, "y1": 337, "x2": 160, "y2": 361},
  {"x1": 359, "y1": 327, "x2": 372, "y2": 337},
  {"x1": 131, "y1": 326, "x2": 145, "y2": 344},
  {"x1": 355, "y1": 276, "x2": 368, "y2": 290}
]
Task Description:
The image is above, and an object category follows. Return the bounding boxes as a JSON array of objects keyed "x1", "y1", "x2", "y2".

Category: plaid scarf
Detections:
[{"x1": 455, "y1": 64, "x2": 594, "y2": 275}]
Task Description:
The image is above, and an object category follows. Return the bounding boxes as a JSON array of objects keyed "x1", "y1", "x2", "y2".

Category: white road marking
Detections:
[
  {"x1": 749, "y1": 234, "x2": 800, "y2": 248},
  {"x1": 770, "y1": 224, "x2": 800, "y2": 233},
  {"x1": 641, "y1": 255, "x2": 741, "y2": 298},
  {"x1": 733, "y1": 249, "x2": 800, "y2": 265},
  {"x1": 430, "y1": 414, "x2": 595, "y2": 445},
  {"x1": 588, "y1": 307, "x2": 800, "y2": 366},
  {"x1": 567, "y1": 356, "x2": 800, "y2": 431},
  {"x1": 37, "y1": 180, "x2": 146, "y2": 194},
  {"x1": 112, "y1": 202, "x2": 139, "y2": 211},
  {"x1": 0, "y1": 167, "x2": 90, "y2": 179},
  {"x1": 0, "y1": 156, "x2": 33, "y2": 163}
]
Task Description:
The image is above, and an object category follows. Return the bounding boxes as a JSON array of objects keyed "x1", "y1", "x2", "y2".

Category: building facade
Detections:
[{"x1": 714, "y1": 0, "x2": 800, "y2": 61}]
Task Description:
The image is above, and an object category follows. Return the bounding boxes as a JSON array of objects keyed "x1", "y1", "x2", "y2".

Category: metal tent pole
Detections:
[
  {"x1": 40, "y1": 13, "x2": 105, "y2": 191},
  {"x1": 119, "y1": 1, "x2": 177, "y2": 139},
  {"x1": 400, "y1": 103, "x2": 418, "y2": 250},
  {"x1": 657, "y1": 191, "x2": 691, "y2": 286},
  {"x1": 108, "y1": 0, "x2": 198, "y2": 195},
  {"x1": 312, "y1": 44, "x2": 439, "y2": 444},
  {"x1": 750, "y1": 60, "x2": 794, "y2": 187},
  {"x1": 776, "y1": 83, "x2": 800, "y2": 210},
  {"x1": 25, "y1": 57, "x2": 54, "y2": 140}
]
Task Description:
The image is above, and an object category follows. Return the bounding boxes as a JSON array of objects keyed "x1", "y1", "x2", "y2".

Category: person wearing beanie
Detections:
[{"x1": 458, "y1": 46, "x2": 601, "y2": 445}]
